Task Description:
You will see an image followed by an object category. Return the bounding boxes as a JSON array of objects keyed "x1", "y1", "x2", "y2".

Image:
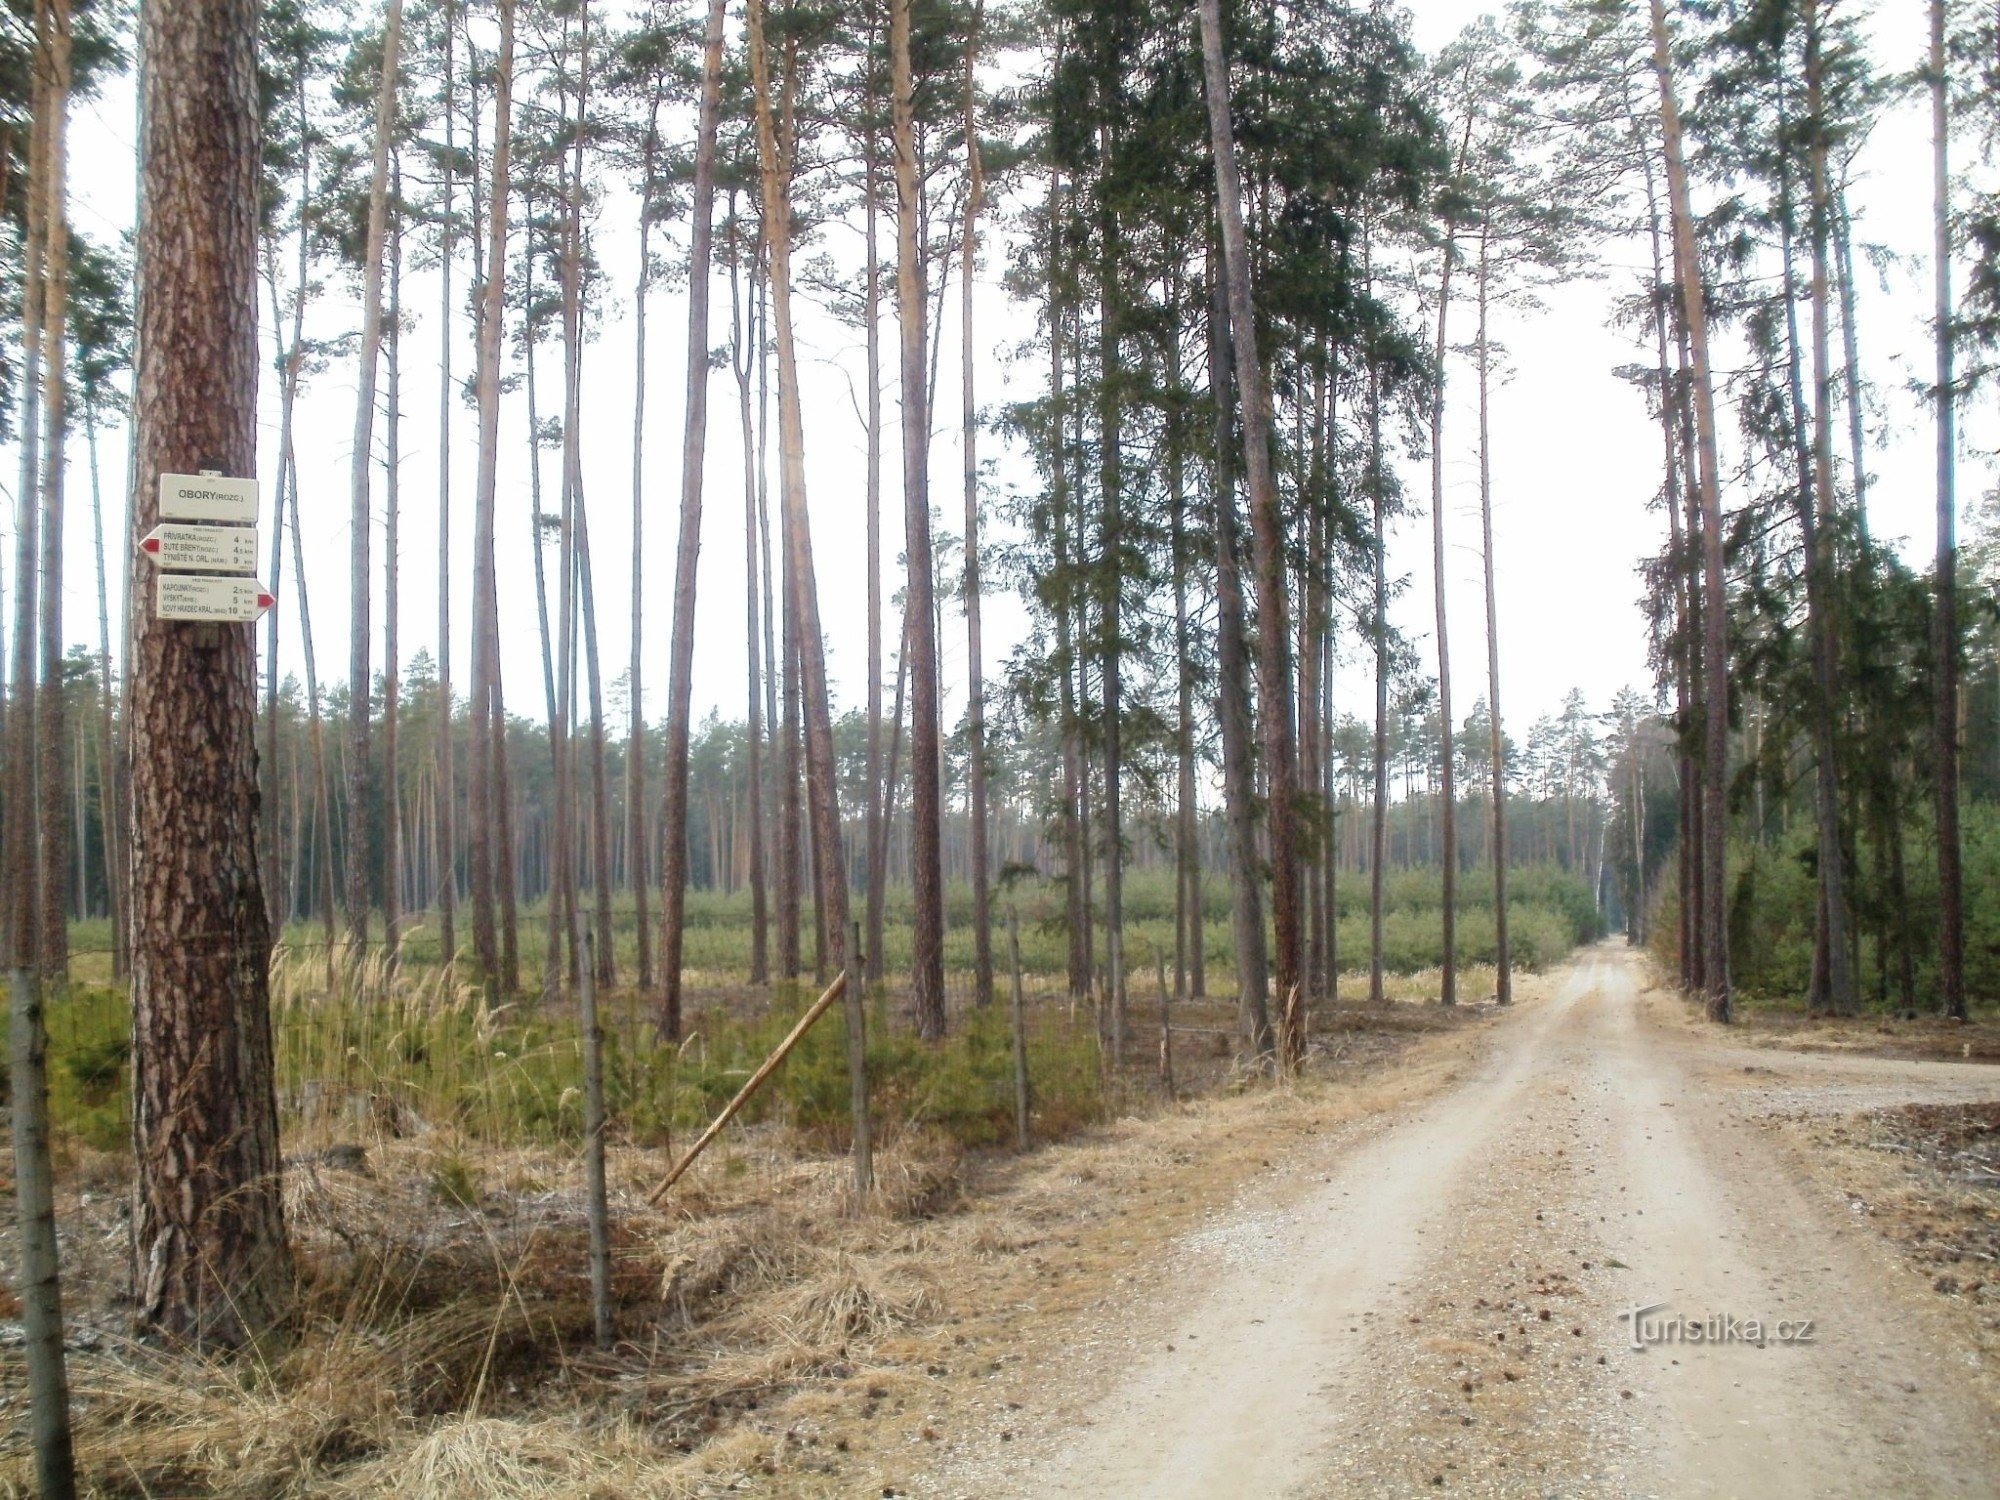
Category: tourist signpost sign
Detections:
[{"x1": 147, "y1": 473, "x2": 269, "y2": 620}]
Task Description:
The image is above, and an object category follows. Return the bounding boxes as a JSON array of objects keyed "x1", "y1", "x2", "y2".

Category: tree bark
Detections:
[
  {"x1": 628, "y1": 76, "x2": 664, "y2": 993},
  {"x1": 1206, "y1": 252, "x2": 1272, "y2": 1055},
  {"x1": 1426, "y1": 122, "x2": 1469, "y2": 1007},
  {"x1": 1650, "y1": 0, "x2": 1731, "y2": 1022},
  {"x1": 129, "y1": 0, "x2": 289, "y2": 1344},
  {"x1": 36, "y1": 0, "x2": 70, "y2": 983},
  {"x1": 1199, "y1": 0, "x2": 1300, "y2": 1063},
  {"x1": 961, "y1": 5, "x2": 992, "y2": 1009},
  {"x1": 384, "y1": 182, "x2": 404, "y2": 958},
  {"x1": 1476, "y1": 225, "x2": 1512, "y2": 1004},
  {"x1": 749, "y1": 0, "x2": 871, "y2": 1192},
  {"x1": 469, "y1": 0, "x2": 516, "y2": 992},
  {"x1": 893, "y1": 0, "x2": 945, "y2": 1041},
  {"x1": 345, "y1": 0, "x2": 405, "y2": 960},
  {"x1": 656, "y1": 0, "x2": 727, "y2": 1036},
  {"x1": 864, "y1": 21, "x2": 886, "y2": 988},
  {"x1": 435, "y1": 0, "x2": 459, "y2": 966},
  {"x1": 1803, "y1": 0, "x2": 1856, "y2": 1016},
  {"x1": 731, "y1": 218, "x2": 770, "y2": 985},
  {"x1": 1930, "y1": 0, "x2": 1965, "y2": 1021}
]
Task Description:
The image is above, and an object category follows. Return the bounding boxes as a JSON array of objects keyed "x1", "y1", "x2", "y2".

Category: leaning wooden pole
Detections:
[{"x1": 646, "y1": 969, "x2": 849, "y2": 1203}]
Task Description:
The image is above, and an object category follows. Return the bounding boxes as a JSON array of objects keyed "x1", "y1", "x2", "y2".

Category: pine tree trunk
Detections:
[
  {"x1": 628, "y1": 85, "x2": 663, "y2": 993},
  {"x1": 1803, "y1": 0, "x2": 1856, "y2": 1016},
  {"x1": 129, "y1": 0, "x2": 288, "y2": 1344},
  {"x1": 86, "y1": 408, "x2": 125, "y2": 972},
  {"x1": 10, "y1": 0, "x2": 48, "y2": 976},
  {"x1": 345, "y1": 0, "x2": 405, "y2": 960},
  {"x1": 1426, "y1": 158, "x2": 1465, "y2": 1008},
  {"x1": 1206, "y1": 253, "x2": 1272, "y2": 1054},
  {"x1": 1097, "y1": 113, "x2": 1127, "y2": 1062},
  {"x1": 732, "y1": 220, "x2": 770, "y2": 985},
  {"x1": 288, "y1": 454, "x2": 338, "y2": 981},
  {"x1": 893, "y1": 0, "x2": 945, "y2": 1041},
  {"x1": 384, "y1": 188, "x2": 404, "y2": 958},
  {"x1": 1476, "y1": 227, "x2": 1512, "y2": 1005},
  {"x1": 656, "y1": 0, "x2": 727, "y2": 1035},
  {"x1": 864, "y1": 30, "x2": 887, "y2": 989},
  {"x1": 1366, "y1": 231, "x2": 1390, "y2": 1007},
  {"x1": 748, "y1": 0, "x2": 871, "y2": 1192},
  {"x1": 1169, "y1": 294, "x2": 1202, "y2": 1002},
  {"x1": 36, "y1": 4, "x2": 71, "y2": 984},
  {"x1": 1200, "y1": 0, "x2": 1300, "y2": 1062},
  {"x1": 435, "y1": 2, "x2": 459, "y2": 964},
  {"x1": 1049, "y1": 168, "x2": 1088, "y2": 1002},
  {"x1": 961, "y1": 7, "x2": 992, "y2": 1009},
  {"x1": 1929, "y1": 0, "x2": 1965, "y2": 1021},
  {"x1": 469, "y1": 0, "x2": 516, "y2": 991},
  {"x1": 1651, "y1": 0, "x2": 1731, "y2": 1021}
]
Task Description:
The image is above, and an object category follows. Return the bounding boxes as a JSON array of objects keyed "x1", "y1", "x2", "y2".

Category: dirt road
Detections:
[{"x1": 923, "y1": 947, "x2": 2000, "y2": 1498}]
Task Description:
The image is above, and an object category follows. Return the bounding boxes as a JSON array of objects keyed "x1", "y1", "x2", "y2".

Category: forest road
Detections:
[{"x1": 928, "y1": 946, "x2": 2000, "y2": 1499}]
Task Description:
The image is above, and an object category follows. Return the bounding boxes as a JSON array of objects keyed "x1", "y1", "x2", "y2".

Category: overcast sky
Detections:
[{"x1": 17, "y1": 0, "x2": 1996, "y2": 761}]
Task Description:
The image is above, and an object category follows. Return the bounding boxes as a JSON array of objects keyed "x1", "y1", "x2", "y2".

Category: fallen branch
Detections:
[{"x1": 647, "y1": 971, "x2": 850, "y2": 1205}]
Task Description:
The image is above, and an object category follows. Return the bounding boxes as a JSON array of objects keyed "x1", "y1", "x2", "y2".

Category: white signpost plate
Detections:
[
  {"x1": 155, "y1": 574, "x2": 275, "y2": 622},
  {"x1": 159, "y1": 473, "x2": 260, "y2": 524},
  {"x1": 141, "y1": 523, "x2": 258, "y2": 574}
]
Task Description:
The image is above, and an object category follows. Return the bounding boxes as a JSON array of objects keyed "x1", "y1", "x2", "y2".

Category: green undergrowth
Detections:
[
  {"x1": 255, "y1": 862, "x2": 1600, "y2": 989},
  {"x1": 44, "y1": 967, "x2": 1106, "y2": 1157}
]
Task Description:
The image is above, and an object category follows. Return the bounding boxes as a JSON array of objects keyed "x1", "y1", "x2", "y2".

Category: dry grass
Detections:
[{"x1": 2, "y1": 983, "x2": 1494, "y2": 1498}]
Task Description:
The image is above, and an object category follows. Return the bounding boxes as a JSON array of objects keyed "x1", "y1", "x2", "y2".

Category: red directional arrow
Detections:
[
  {"x1": 142, "y1": 535, "x2": 162, "y2": 554},
  {"x1": 258, "y1": 592, "x2": 276, "y2": 610}
]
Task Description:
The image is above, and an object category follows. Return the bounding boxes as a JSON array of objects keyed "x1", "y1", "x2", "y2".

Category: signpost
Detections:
[
  {"x1": 140, "y1": 523, "x2": 258, "y2": 573},
  {"x1": 158, "y1": 472, "x2": 260, "y2": 524},
  {"x1": 155, "y1": 574, "x2": 275, "y2": 622},
  {"x1": 147, "y1": 473, "x2": 266, "y2": 622}
]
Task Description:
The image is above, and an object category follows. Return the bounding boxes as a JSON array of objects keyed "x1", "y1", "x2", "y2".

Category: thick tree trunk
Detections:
[
  {"x1": 129, "y1": 0, "x2": 289, "y2": 1344},
  {"x1": 1651, "y1": 0, "x2": 1731, "y2": 1021},
  {"x1": 656, "y1": 0, "x2": 727, "y2": 1036},
  {"x1": 893, "y1": 0, "x2": 946, "y2": 1041},
  {"x1": 1930, "y1": 0, "x2": 1965, "y2": 1021},
  {"x1": 1200, "y1": 0, "x2": 1300, "y2": 1063}
]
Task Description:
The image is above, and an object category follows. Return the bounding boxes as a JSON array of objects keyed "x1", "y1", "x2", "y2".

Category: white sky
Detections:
[{"x1": 14, "y1": 0, "x2": 1996, "y2": 759}]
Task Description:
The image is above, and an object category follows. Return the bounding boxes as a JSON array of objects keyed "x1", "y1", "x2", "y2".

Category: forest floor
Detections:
[
  {"x1": 10, "y1": 949, "x2": 2000, "y2": 1496},
  {"x1": 910, "y1": 945, "x2": 2000, "y2": 1499}
]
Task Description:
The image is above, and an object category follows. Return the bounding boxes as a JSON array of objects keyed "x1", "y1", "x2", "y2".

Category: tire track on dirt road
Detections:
[{"x1": 923, "y1": 947, "x2": 2000, "y2": 1499}]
